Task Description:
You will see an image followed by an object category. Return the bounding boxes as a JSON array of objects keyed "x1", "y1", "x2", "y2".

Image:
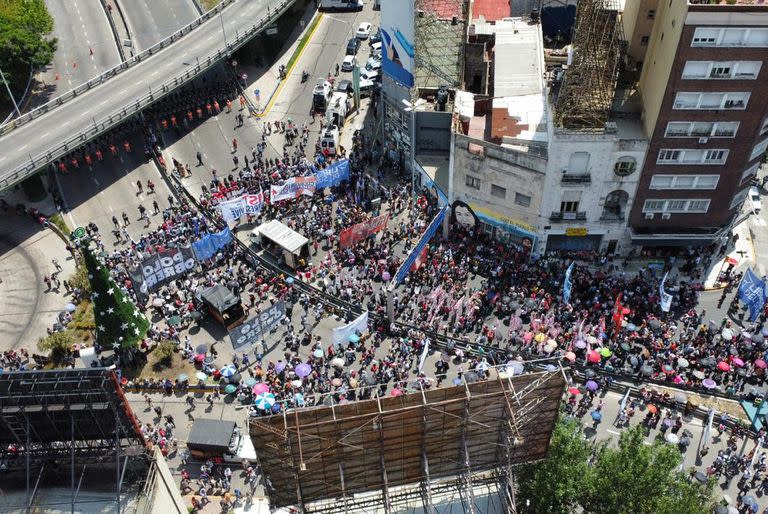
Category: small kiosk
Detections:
[
  {"x1": 200, "y1": 284, "x2": 245, "y2": 330},
  {"x1": 250, "y1": 219, "x2": 310, "y2": 269}
]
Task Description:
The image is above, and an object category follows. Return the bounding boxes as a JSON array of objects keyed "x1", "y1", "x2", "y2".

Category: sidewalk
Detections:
[{"x1": 703, "y1": 217, "x2": 755, "y2": 290}]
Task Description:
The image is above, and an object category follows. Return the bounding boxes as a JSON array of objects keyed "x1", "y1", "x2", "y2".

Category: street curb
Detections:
[
  {"x1": 244, "y1": 11, "x2": 324, "y2": 118},
  {"x1": 110, "y1": 0, "x2": 134, "y2": 57},
  {"x1": 100, "y1": 0, "x2": 127, "y2": 62},
  {"x1": 190, "y1": 0, "x2": 205, "y2": 16}
]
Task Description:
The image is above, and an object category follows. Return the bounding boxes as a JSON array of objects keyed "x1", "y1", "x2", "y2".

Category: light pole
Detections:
[
  {"x1": 219, "y1": 4, "x2": 228, "y2": 48},
  {"x1": 0, "y1": 65, "x2": 21, "y2": 118}
]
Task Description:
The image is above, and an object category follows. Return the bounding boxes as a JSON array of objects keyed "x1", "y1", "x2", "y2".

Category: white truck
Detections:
[{"x1": 326, "y1": 91, "x2": 351, "y2": 127}]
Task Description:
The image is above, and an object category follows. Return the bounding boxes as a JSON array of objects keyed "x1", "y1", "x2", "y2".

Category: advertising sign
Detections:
[
  {"x1": 381, "y1": 0, "x2": 415, "y2": 87},
  {"x1": 229, "y1": 301, "x2": 286, "y2": 351}
]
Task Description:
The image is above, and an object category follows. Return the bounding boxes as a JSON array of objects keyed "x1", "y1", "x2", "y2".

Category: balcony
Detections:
[
  {"x1": 550, "y1": 211, "x2": 587, "y2": 222},
  {"x1": 600, "y1": 212, "x2": 625, "y2": 222},
  {"x1": 561, "y1": 173, "x2": 592, "y2": 184}
]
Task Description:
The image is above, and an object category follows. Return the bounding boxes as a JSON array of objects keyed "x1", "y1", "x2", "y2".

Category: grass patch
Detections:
[
  {"x1": 200, "y1": 0, "x2": 220, "y2": 11},
  {"x1": 284, "y1": 12, "x2": 322, "y2": 74},
  {"x1": 49, "y1": 212, "x2": 70, "y2": 236},
  {"x1": 128, "y1": 350, "x2": 197, "y2": 382}
]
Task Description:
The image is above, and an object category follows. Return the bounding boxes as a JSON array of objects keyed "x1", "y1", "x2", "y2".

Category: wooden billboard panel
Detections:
[{"x1": 251, "y1": 371, "x2": 565, "y2": 509}]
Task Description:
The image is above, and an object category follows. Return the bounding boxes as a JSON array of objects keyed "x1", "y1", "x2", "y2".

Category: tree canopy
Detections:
[
  {"x1": 0, "y1": 0, "x2": 56, "y2": 96},
  {"x1": 517, "y1": 419, "x2": 715, "y2": 514}
]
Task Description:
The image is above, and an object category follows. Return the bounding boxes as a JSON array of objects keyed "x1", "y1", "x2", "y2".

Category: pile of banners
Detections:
[
  {"x1": 128, "y1": 227, "x2": 233, "y2": 297},
  {"x1": 217, "y1": 159, "x2": 351, "y2": 224}
]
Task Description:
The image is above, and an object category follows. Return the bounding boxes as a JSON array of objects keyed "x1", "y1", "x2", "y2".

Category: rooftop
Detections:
[
  {"x1": 472, "y1": 0, "x2": 510, "y2": 22},
  {"x1": 494, "y1": 19, "x2": 544, "y2": 97}
]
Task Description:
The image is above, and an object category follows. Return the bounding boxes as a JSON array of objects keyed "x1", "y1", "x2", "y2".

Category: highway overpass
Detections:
[{"x1": 0, "y1": 0, "x2": 297, "y2": 191}]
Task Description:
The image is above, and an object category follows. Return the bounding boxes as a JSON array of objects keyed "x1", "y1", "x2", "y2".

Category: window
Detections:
[
  {"x1": 643, "y1": 199, "x2": 711, "y2": 213},
  {"x1": 640, "y1": 36, "x2": 649, "y2": 46},
  {"x1": 682, "y1": 61, "x2": 761, "y2": 80},
  {"x1": 664, "y1": 121, "x2": 738, "y2": 138},
  {"x1": 490, "y1": 184, "x2": 506, "y2": 199},
  {"x1": 673, "y1": 92, "x2": 750, "y2": 110},
  {"x1": 730, "y1": 188, "x2": 749, "y2": 210},
  {"x1": 741, "y1": 162, "x2": 760, "y2": 183},
  {"x1": 657, "y1": 149, "x2": 728, "y2": 165},
  {"x1": 649, "y1": 174, "x2": 719, "y2": 190},
  {"x1": 691, "y1": 27, "x2": 768, "y2": 48},
  {"x1": 647, "y1": 9, "x2": 655, "y2": 19},
  {"x1": 465, "y1": 175, "x2": 481, "y2": 189},
  {"x1": 567, "y1": 152, "x2": 590, "y2": 174},
  {"x1": 613, "y1": 157, "x2": 637, "y2": 176},
  {"x1": 761, "y1": 118, "x2": 768, "y2": 137},
  {"x1": 750, "y1": 139, "x2": 768, "y2": 161},
  {"x1": 514, "y1": 192, "x2": 531, "y2": 207},
  {"x1": 560, "y1": 201, "x2": 579, "y2": 212}
]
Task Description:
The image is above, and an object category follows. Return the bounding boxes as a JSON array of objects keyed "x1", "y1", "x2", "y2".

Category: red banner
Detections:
[{"x1": 338, "y1": 214, "x2": 390, "y2": 248}]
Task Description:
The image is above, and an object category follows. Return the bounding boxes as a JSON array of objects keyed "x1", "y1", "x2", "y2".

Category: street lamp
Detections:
[
  {"x1": 219, "y1": 4, "x2": 228, "y2": 48},
  {"x1": 401, "y1": 98, "x2": 425, "y2": 196},
  {"x1": 0, "y1": 65, "x2": 21, "y2": 118}
]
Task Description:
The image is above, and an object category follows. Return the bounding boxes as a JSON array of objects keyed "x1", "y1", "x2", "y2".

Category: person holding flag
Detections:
[{"x1": 563, "y1": 262, "x2": 575, "y2": 305}]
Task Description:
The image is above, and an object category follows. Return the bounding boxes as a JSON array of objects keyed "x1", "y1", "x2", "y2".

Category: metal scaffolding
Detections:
[
  {"x1": 0, "y1": 368, "x2": 151, "y2": 513},
  {"x1": 553, "y1": 0, "x2": 624, "y2": 129},
  {"x1": 251, "y1": 369, "x2": 565, "y2": 512},
  {"x1": 414, "y1": 0, "x2": 467, "y2": 91}
]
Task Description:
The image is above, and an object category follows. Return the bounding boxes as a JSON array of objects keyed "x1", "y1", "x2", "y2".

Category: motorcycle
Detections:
[{"x1": 301, "y1": 70, "x2": 309, "y2": 83}]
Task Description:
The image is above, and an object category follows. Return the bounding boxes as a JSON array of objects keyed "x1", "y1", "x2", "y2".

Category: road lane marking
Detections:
[
  {"x1": 118, "y1": 89, "x2": 128, "y2": 94},
  {"x1": 607, "y1": 429, "x2": 622, "y2": 436}
]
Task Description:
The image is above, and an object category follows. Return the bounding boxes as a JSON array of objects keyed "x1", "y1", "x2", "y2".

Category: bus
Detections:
[{"x1": 319, "y1": 0, "x2": 364, "y2": 12}]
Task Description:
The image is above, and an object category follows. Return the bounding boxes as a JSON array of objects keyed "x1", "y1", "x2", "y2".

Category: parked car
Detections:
[
  {"x1": 358, "y1": 78, "x2": 376, "y2": 97},
  {"x1": 346, "y1": 37, "x2": 360, "y2": 55},
  {"x1": 335, "y1": 79, "x2": 353, "y2": 94},
  {"x1": 361, "y1": 68, "x2": 380, "y2": 82},
  {"x1": 370, "y1": 29, "x2": 381, "y2": 45},
  {"x1": 356, "y1": 22, "x2": 372, "y2": 39},
  {"x1": 341, "y1": 55, "x2": 356, "y2": 72},
  {"x1": 365, "y1": 57, "x2": 381, "y2": 71},
  {"x1": 750, "y1": 186, "x2": 762, "y2": 213}
]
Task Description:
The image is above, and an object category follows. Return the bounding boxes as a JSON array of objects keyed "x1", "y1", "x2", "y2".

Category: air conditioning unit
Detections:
[
  {"x1": 698, "y1": 137, "x2": 709, "y2": 144},
  {"x1": 662, "y1": 213, "x2": 671, "y2": 219},
  {"x1": 645, "y1": 213, "x2": 654, "y2": 219},
  {"x1": 604, "y1": 121, "x2": 618, "y2": 133}
]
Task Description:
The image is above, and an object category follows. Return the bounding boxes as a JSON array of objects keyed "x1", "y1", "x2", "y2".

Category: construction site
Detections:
[{"x1": 250, "y1": 369, "x2": 565, "y2": 513}]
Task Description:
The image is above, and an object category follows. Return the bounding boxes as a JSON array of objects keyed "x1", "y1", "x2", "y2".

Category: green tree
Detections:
[
  {"x1": 517, "y1": 417, "x2": 591, "y2": 514},
  {"x1": 82, "y1": 245, "x2": 149, "y2": 351},
  {"x1": 0, "y1": 0, "x2": 57, "y2": 100},
  {"x1": 581, "y1": 425, "x2": 715, "y2": 514},
  {"x1": 37, "y1": 330, "x2": 73, "y2": 359}
]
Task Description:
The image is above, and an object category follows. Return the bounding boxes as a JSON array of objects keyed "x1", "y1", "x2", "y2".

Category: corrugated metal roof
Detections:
[{"x1": 255, "y1": 219, "x2": 309, "y2": 254}]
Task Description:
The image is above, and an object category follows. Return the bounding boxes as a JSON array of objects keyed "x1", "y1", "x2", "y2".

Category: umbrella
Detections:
[
  {"x1": 756, "y1": 359, "x2": 767, "y2": 369},
  {"x1": 692, "y1": 370, "x2": 706, "y2": 380},
  {"x1": 255, "y1": 392, "x2": 276, "y2": 410},
  {"x1": 585, "y1": 380, "x2": 599, "y2": 391},
  {"x1": 647, "y1": 404, "x2": 658, "y2": 414},
  {"x1": 177, "y1": 373, "x2": 189, "y2": 382},
  {"x1": 506, "y1": 361, "x2": 524, "y2": 376},
  {"x1": 665, "y1": 432, "x2": 679, "y2": 444},
  {"x1": 675, "y1": 392, "x2": 687, "y2": 404},
  {"x1": 285, "y1": 276, "x2": 295, "y2": 284},
  {"x1": 534, "y1": 333, "x2": 546, "y2": 343},
  {"x1": 295, "y1": 363, "x2": 312, "y2": 377},
  {"x1": 294, "y1": 393, "x2": 305, "y2": 406},
  {"x1": 677, "y1": 357, "x2": 689, "y2": 368},
  {"x1": 563, "y1": 351, "x2": 576, "y2": 362},
  {"x1": 349, "y1": 334, "x2": 360, "y2": 344},
  {"x1": 702, "y1": 378, "x2": 717, "y2": 389},
  {"x1": 628, "y1": 355, "x2": 639, "y2": 367},
  {"x1": 271, "y1": 403, "x2": 282, "y2": 413},
  {"x1": 194, "y1": 354, "x2": 205, "y2": 363},
  {"x1": 543, "y1": 341, "x2": 557, "y2": 354},
  {"x1": 382, "y1": 271, "x2": 391, "y2": 281},
  {"x1": 626, "y1": 323, "x2": 637, "y2": 332},
  {"x1": 587, "y1": 351, "x2": 601, "y2": 363},
  {"x1": 221, "y1": 365, "x2": 237, "y2": 378},
  {"x1": 732, "y1": 357, "x2": 745, "y2": 367},
  {"x1": 390, "y1": 388, "x2": 403, "y2": 397},
  {"x1": 195, "y1": 344, "x2": 208, "y2": 355},
  {"x1": 568, "y1": 387, "x2": 580, "y2": 395},
  {"x1": 228, "y1": 373, "x2": 241, "y2": 384},
  {"x1": 275, "y1": 361, "x2": 287, "y2": 373},
  {"x1": 167, "y1": 315, "x2": 182, "y2": 326},
  {"x1": 224, "y1": 384, "x2": 237, "y2": 394},
  {"x1": 717, "y1": 361, "x2": 731, "y2": 372},
  {"x1": 190, "y1": 311, "x2": 202, "y2": 320},
  {"x1": 464, "y1": 371, "x2": 481, "y2": 383},
  {"x1": 331, "y1": 357, "x2": 345, "y2": 368},
  {"x1": 721, "y1": 328, "x2": 734, "y2": 341},
  {"x1": 152, "y1": 298, "x2": 165, "y2": 307},
  {"x1": 742, "y1": 495, "x2": 758, "y2": 509},
  {"x1": 673, "y1": 375, "x2": 684, "y2": 384},
  {"x1": 196, "y1": 371, "x2": 208, "y2": 381},
  {"x1": 245, "y1": 377, "x2": 257, "y2": 387},
  {"x1": 649, "y1": 319, "x2": 661, "y2": 329},
  {"x1": 662, "y1": 364, "x2": 675, "y2": 374},
  {"x1": 587, "y1": 335, "x2": 599, "y2": 346},
  {"x1": 599, "y1": 347, "x2": 612, "y2": 358},
  {"x1": 590, "y1": 411, "x2": 602, "y2": 421},
  {"x1": 252, "y1": 383, "x2": 270, "y2": 395},
  {"x1": 313, "y1": 349, "x2": 324, "y2": 358},
  {"x1": 65, "y1": 303, "x2": 77, "y2": 312},
  {"x1": 349, "y1": 378, "x2": 358, "y2": 388}
]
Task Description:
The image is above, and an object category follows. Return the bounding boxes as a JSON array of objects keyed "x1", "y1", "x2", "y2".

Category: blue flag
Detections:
[
  {"x1": 739, "y1": 268, "x2": 766, "y2": 322},
  {"x1": 395, "y1": 206, "x2": 447, "y2": 283},
  {"x1": 563, "y1": 262, "x2": 574, "y2": 304}
]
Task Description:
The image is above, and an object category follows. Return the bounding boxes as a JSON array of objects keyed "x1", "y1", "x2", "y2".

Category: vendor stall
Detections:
[{"x1": 200, "y1": 284, "x2": 244, "y2": 330}]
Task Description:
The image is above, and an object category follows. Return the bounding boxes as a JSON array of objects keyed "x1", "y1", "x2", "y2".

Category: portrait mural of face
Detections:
[{"x1": 451, "y1": 200, "x2": 478, "y2": 228}]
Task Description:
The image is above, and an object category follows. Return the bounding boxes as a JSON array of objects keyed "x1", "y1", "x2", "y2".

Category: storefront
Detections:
[{"x1": 545, "y1": 229, "x2": 603, "y2": 252}]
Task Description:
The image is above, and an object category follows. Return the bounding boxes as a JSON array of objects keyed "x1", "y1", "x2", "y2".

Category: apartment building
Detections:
[{"x1": 629, "y1": 0, "x2": 768, "y2": 248}]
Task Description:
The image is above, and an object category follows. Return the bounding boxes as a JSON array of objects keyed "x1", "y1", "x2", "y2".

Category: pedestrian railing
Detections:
[{"x1": 0, "y1": 0, "x2": 296, "y2": 190}]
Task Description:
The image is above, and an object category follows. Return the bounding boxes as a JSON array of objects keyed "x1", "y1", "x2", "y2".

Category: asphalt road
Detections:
[
  {"x1": 120, "y1": 0, "x2": 200, "y2": 51},
  {"x1": 28, "y1": 0, "x2": 121, "y2": 109},
  {"x1": 161, "y1": 4, "x2": 378, "y2": 199},
  {"x1": 0, "y1": 0, "x2": 289, "y2": 190}
]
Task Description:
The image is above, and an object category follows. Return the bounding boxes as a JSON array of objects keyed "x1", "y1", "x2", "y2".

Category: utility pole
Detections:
[{"x1": 0, "y1": 65, "x2": 21, "y2": 117}]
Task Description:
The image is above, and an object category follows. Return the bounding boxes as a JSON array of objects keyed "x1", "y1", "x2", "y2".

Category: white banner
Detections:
[
  {"x1": 332, "y1": 311, "x2": 369, "y2": 346},
  {"x1": 270, "y1": 176, "x2": 317, "y2": 202},
  {"x1": 218, "y1": 192, "x2": 264, "y2": 223},
  {"x1": 659, "y1": 272, "x2": 673, "y2": 313}
]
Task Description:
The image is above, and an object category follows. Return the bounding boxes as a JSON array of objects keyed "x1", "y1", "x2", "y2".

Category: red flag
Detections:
[
  {"x1": 612, "y1": 293, "x2": 623, "y2": 332},
  {"x1": 411, "y1": 246, "x2": 429, "y2": 272}
]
